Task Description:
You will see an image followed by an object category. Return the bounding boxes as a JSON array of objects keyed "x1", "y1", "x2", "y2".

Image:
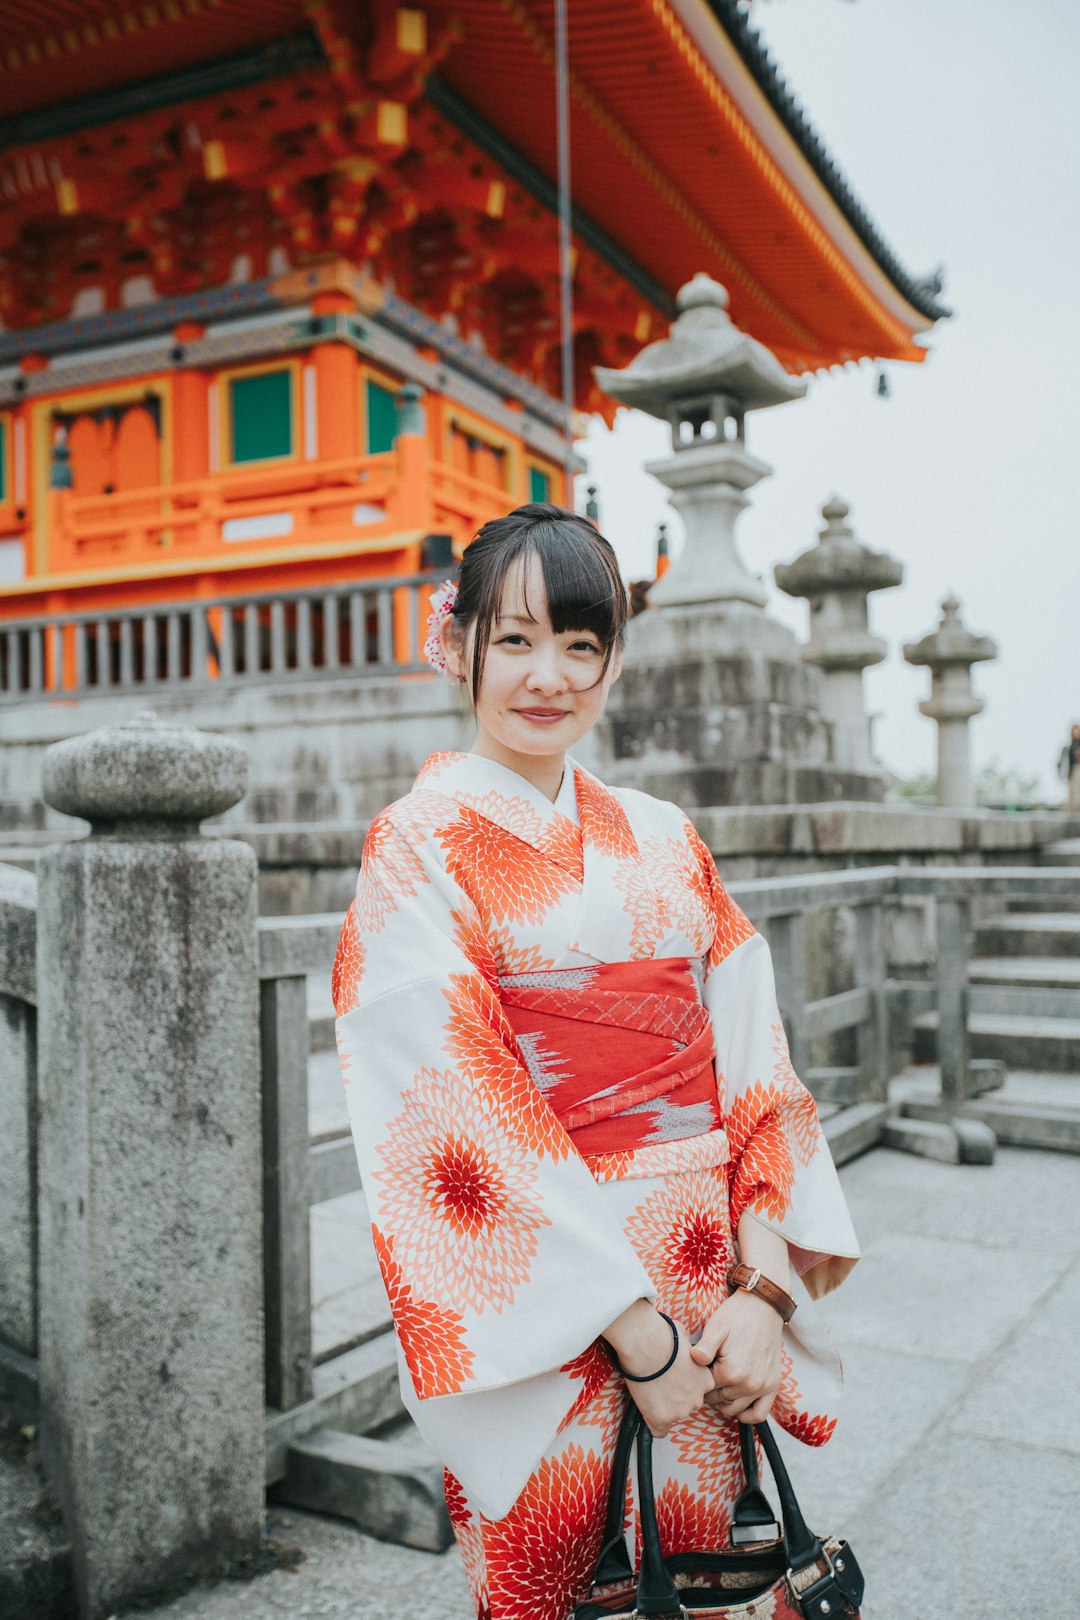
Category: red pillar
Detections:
[
  {"x1": 171, "y1": 323, "x2": 209, "y2": 487},
  {"x1": 311, "y1": 292, "x2": 359, "y2": 464}
]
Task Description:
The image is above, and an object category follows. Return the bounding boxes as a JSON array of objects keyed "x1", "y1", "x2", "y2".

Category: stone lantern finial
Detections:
[
  {"x1": 904, "y1": 595, "x2": 997, "y2": 808},
  {"x1": 774, "y1": 496, "x2": 903, "y2": 772}
]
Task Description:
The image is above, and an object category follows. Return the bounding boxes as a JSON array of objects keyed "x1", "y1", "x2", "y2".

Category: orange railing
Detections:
[
  {"x1": 0, "y1": 568, "x2": 458, "y2": 703},
  {"x1": 51, "y1": 452, "x2": 400, "y2": 567}
]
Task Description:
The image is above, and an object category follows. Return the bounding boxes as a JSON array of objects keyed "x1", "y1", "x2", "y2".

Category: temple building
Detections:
[{"x1": 0, "y1": 0, "x2": 947, "y2": 696}]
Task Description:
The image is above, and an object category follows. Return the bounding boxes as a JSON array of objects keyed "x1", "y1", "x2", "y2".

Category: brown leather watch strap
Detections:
[{"x1": 726, "y1": 1264, "x2": 797, "y2": 1323}]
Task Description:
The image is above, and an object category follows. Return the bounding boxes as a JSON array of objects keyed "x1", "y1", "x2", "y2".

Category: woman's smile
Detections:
[{"x1": 514, "y1": 706, "x2": 571, "y2": 723}]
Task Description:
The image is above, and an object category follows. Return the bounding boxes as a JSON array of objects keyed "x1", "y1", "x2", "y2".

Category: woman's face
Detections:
[{"x1": 443, "y1": 552, "x2": 622, "y2": 767}]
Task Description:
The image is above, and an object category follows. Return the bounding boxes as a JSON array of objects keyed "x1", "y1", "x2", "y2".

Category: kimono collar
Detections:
[{"x1": 413, "y1": 751, "x2": 639, "y2": 866}]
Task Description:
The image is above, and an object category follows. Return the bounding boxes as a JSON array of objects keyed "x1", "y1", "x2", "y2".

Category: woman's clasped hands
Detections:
[
  {"x1": 603, "y1": 1288, "x2": 784, "y2": 1437},
  {"x1": 602, "y1": 1299, "x2": 712, "y2": 1437},
  {"x1": 690, "y1": 1285, "x2": 784, "y2": 1425}
]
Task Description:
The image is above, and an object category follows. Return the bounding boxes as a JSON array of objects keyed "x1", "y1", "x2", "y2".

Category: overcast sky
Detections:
[{"x1": 576, "y1": 0, "x2": 1077, "y2": 800}]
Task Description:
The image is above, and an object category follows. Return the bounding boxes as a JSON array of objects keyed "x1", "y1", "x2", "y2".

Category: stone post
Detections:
[
  {"x1": 904, "y1": 596, "x2": 997, "y2": 808},
  {"x1": 774, "y1": 496, "x2": 903, "y2": 772},
  {"x1": 36, "y1": 711, "x2": 264, "y2": 1619}
]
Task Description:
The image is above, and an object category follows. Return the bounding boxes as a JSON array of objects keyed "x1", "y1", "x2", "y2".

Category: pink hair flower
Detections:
[{"x1": 423, "y1": 577, "x2": 463, "y2": 681}]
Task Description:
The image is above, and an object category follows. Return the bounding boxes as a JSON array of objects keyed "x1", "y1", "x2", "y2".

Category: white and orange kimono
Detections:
[{"x1": 332, "y1": 750, "x2": 859, "y2": 1620}]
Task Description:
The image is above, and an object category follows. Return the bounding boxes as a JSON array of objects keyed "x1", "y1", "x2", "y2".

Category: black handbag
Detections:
[{"x1": 573, "y1": 1400, "x2": 864, "y2": 1619}]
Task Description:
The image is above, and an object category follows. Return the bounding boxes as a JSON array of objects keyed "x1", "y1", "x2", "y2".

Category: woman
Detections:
[{"x1": 332, "y1": 504, "x2": 859, "y2": 1620}]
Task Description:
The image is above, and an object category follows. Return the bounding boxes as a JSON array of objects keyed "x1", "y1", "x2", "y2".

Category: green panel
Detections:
[
  {"x1": 229, "y1": 370, "x2": 292, "y2": 464},
  {"x1": 528, "y1": 466, "x2": 551, "y2": 503},
  {"x1": 366, "y1": 380, "x2": 398, "y2": 454}
]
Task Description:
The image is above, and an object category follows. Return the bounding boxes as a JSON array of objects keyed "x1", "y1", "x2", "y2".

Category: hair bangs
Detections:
[
  {"x1": 452, "y1": 502, "x2": 628, "y2": 703},
  {"x1": 520, "y1": 522, "x2": 624, "y2": 653}
]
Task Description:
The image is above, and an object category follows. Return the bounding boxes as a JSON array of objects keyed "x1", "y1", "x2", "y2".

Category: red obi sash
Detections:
[{"x1": 498, "y1": 957, "x2": 721, "y2": 1158}]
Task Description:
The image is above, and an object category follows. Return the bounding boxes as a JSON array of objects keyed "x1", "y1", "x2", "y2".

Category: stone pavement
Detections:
[{"x1": 118, "y1": 1144, "x2": 1080, "y2": 1619}]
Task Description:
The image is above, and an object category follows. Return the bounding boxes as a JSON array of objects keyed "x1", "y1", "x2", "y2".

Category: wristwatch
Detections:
[{"x1": 726, "y1": 1264, "x2": 797, "y2": 1323}]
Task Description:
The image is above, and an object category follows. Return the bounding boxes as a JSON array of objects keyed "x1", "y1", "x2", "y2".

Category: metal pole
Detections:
[{"x1": 554, "y1": 0, "x2": 576, "y2": 499}]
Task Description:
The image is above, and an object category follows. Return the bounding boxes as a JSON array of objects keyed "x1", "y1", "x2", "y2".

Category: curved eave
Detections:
[
  {"x1": 690, "y1": 0, "x2": 949, "y2": 325},
  {"x1": 435, "y1": 0, "x2": 945, "y2": 372}
]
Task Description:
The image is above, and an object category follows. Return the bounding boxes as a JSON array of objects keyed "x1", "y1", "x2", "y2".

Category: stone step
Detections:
[
  {"x1": 1041, "y1": 839, "x2": 1080, "y2": 866},
  {"x1": 822, "y1": 1101, "x2": 890, "y2": 1165},
  {"x1": 270, "y1": 1425, "x2": 453, "y2": 1553},
  {"x1": 969, "y1": 956, "x2": 1080, "y2": 990},
  {"x1": 974, "y1": 914, "x2": 1080, "y2": 958},
  {"x1": 913, "y1": 1010, "x2": 1080, "y2": 1073},
  {"x1": 967, "y1": 982, "x2": 1080, "y2": 1020},
  {"x1": 891, "y1": 1067, "x2": 1080, "y2": 1154},
  {"x1": 265, "y1": 1333, "x2": 403, "y2": 1486},
  {"x1": 881, "y1": 1115, "x2": 962, "y2": 1164},
  {"x1": 1003, "y1": 894, "x2": 1080, "y2": 914}
]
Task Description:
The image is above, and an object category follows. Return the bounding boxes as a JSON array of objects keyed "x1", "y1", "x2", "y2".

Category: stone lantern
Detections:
[
  {"x1": 595, "y1": 272, "x2": 805, "y2": 613},
  {"x1": 591, "y1": 273, "x2": 884, "y2": 806},
  {"x1": 775, "y1": 496, "x2": 903, "y2": 772},
  {"x1": 904, "y1": 595, "x2": 997, "y2": 808}
]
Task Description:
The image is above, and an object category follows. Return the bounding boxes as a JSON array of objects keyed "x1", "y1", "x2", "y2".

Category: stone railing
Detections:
[
  {"x1": 2, "y1": 711, "x2": 1078, "y2": 1612},
  {"x1": 0, "y1": 567, "x2": 452, "y2": 704}
]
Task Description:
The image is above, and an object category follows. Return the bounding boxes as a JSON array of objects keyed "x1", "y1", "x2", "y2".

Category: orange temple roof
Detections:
[{"x1": 0, "y1": 0, "x2": 947, "y2": 381}]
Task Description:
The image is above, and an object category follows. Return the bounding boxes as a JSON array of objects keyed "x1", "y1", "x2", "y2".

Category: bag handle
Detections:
[
  {"x1": 729, "y1": 1421, "x2": 781, "y2": 1546},
  {"x1": 590, "y1": 1397, "x2": 640, "y2": 1586},
  {"x1": 633, "y1": 1419, "x2": 826, "y2": 1615}
]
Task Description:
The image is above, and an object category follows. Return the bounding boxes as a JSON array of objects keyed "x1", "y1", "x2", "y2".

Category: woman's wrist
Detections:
[{"x1": 602, "y1": 1298, "x2": 673, "y2": 1378}]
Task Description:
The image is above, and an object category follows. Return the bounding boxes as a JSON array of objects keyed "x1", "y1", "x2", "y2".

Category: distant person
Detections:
[{"x1": 1059, "y1": 723, "x2": 1080, "y2": 811}]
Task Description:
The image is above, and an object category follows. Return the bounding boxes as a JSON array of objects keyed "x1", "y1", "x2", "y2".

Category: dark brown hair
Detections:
[{"x1": 448, "y1": 503, "x2": 628, "y2": 702}]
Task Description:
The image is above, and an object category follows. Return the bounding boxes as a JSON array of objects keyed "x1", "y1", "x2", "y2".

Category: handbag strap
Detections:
[
  {"x1": 756, "y1": 1422, "x2": 823, "y2": 1573},
  {"x1": 634, "y1": 1420, "x2": 826, "y2": 1614},
  {"x1": 591, "y1": 1399, "x2": 641, "y2": 1586},
  {"x1": 729, "y1": 1421, "x2": 781, "y2": 1545},
  {"x1": 634, "y1": 1425, "x2": 686, "y2": 1618}
]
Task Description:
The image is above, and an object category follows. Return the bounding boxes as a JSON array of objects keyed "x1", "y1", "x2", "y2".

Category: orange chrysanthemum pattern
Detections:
[
  {"x1": 450, "y1": 904, "x2": 501, "y2": 993},
  {"x1": 442, "y1": 972, "x2": 571, "y2": 1159},
  {"x1": 558, "y1": 1345, "x2": 624, "y2": 1439},
  {"x1": 771, "y1": 1022, "x2": 823, "y2": 1166},
  {"x1": 484, "y1": 925, "x2": 561, "y2": 978},
  {"x1": 639, "y1": 832, "x2": 716, "y2": 956},
  {"x1": 727, "y1": 1082, "x2": 798, "y2": 1226},
  {"x1": 575, "y1": 769, "x2": 639, "y2": 858},
  {"x1": 654, "y1": 1478, "x2": 731, "y2": 1558},
  {"x1": 330, "y1": 902, "x2": 366, "y2": 1015},
  {"x1": 624, "y1": 1169, "x2": 735, "y2": 1327},
  {"x1": 611, "y1": 857, "x2": 668, "y2": 958},
  {"x1": 438, "y1": 804, "x2": 581, "y2": 926},
  {"x1": 371, "y1": 1225, "x2": 473, "y2": 1398},
  {"x1": 774, "y1": 1345, "x2": 837, "y2": 1448},
  {"x1": 374, "y1": 1068, "x2": 548, "y2": 1313},
  {"x1": 445, "y1": 1471, "x2": 491, "y2": 1618},
  {"x1": 726, "y1": 1063, "x2": 822, "y2": 1227},
  {"x1": 671, "y1": 1405, "x2": 747, "y2": 1505},
  {"x1": 482, "y1": 1443, "x2": 609, "y2": 1620},
  {"x1": 683, "y1": 821, "x2": 757, "y2": 971}
]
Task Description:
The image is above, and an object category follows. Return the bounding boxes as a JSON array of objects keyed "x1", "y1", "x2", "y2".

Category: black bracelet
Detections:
[{"x1": 608, "y1": 1310, "x2": 679, "y2": 1383}]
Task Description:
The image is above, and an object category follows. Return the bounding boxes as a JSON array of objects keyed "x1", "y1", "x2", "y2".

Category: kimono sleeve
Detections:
[
  {"x1": 332, "y1": 802, "x2": 656, "y2": 1517},
  {"x1": 685, "y1": 821, "x2": 860, "y2": 1302}
]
